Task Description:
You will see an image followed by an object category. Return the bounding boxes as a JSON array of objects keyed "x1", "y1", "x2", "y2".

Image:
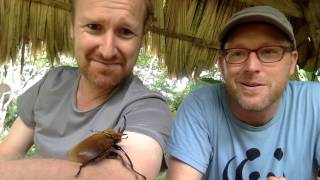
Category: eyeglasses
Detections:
[{"x1": 220, "y1": 46, "x2": 294, "y2": 64}]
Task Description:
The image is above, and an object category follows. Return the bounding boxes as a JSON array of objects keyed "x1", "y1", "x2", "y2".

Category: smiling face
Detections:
[
  {"x1": 219, "y1": 23, "x2": 298, "y2": 118},
  {"x1": 72, "y1": 0, "x2": 146, "y2": 89}
]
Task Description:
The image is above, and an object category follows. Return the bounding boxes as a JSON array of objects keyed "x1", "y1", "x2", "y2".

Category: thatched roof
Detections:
[{"x1": 0, "y1": 0, "x2": 319, "y2": 78}]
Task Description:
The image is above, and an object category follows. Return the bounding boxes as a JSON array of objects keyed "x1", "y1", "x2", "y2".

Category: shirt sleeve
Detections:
[
  {"x1": 122, "y1": 96, "x2": 172, "y2": 151},
  {"x1": 309, "y1": 83, "x2": 320, "y2": 169},
  {"x1": 17, "y1": 74, "x2": 48, "y2": 127},
  {"x1": 166, "y1": 92, "x2": 212, "y2": 174}
]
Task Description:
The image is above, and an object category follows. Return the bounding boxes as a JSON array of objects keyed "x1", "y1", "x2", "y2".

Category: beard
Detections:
[
  {"x1": 225, "y1": 80, "x2": 286, "y2": 112},
  {"x1": 79, "y1": 63, "x2": 128, "y2": 89},
  {"x1": 234, "y1": 90, "x2": 275, "y2": 111}
]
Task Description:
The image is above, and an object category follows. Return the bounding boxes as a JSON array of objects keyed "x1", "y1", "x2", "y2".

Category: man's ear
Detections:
[{"x1": 289, "y1": 50, "x2": 298, "y2": 75}]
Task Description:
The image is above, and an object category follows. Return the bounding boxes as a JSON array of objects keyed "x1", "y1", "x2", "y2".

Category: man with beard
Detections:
[
  {"x1": 166, "y1": 6, "x2": 319, "y2": 180},
  {"x1": 0, "y1": 0, "x2": 172, "y2": 179}
]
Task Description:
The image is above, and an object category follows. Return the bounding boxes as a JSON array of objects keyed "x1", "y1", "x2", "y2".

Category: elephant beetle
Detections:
[{"x1": 68, "y1": 116, "x2": 146, "y2": 179}]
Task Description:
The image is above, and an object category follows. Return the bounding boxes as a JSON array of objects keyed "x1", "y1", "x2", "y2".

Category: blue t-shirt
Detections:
[{"x1": 167, "y1": 81, "x2": 320, "y2": 180}]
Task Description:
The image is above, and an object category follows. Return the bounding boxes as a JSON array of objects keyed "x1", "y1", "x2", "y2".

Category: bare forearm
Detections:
[
  {"x1": 166, "y1": 157, "x2": 203, "y2": 180},
  {"x1": 0, "y1": 159, "x2": 78, "y2": 180},
  {"x1": 0, "y1": 146, "x2": 25, "y2": 160},
  {"x1": 0, "y1": 158, "x2": 141, "y2": 180},
  {"x1": 0, "y1": 153, "x2": 22, "y2": 161}
]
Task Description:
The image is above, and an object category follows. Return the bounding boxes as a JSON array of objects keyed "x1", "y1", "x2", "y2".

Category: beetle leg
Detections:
[
  {"x1": 120, "y1": 115, "x2": 127, "y2": 133},
  {"x1": 75, "y1": 149, "x2": 113, "y2": 177},
  {"x1": 113, "y1": 145, "x2": 147, "y2": 180},
  {"x1": 121, "y1": 133, "x2": 128, "y2": 140}
]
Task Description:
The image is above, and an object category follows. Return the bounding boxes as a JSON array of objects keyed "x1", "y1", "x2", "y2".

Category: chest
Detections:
[{"x1": 207, "y1": 117, "x2": 317, "y2": 180}]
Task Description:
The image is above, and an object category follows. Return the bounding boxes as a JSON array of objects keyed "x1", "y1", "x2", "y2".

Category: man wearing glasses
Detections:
[{"x1": 166, "y1": 6, "x2": 320, "y2": 180}]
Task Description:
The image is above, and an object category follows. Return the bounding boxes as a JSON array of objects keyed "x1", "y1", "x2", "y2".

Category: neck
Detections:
[
  {"x1": 229, "y1": 98, "x2": 280, "y2": 127},
  {"x1": 76, "y1": 76, "x2": 117, "y2": 111}
]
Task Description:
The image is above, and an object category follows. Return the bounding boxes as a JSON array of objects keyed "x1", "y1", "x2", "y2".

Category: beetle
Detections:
[{"x1": 68, "y1": 116, "x2": 146, "y2": 179}]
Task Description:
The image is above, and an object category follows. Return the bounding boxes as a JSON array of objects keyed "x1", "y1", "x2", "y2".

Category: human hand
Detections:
[{"x1": 268, "y1": 176, "x2": 287, "y2": 180}]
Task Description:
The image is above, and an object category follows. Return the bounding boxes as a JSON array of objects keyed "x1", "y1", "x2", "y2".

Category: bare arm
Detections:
[
  {"x1": 166, "y1": 156, "x2": 203, "y2": 180},
  {"x1": 268, "y1": 177, "x2": 287, "y2": 180},
  {"x1": 0, "y1": 131, "x2": 163, "y2": 180},
  {"x1": 0, "y1": 117, "x2": 34, "y2": 160}
]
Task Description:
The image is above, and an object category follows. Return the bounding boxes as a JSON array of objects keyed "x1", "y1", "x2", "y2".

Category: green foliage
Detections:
[
  {"x1": 136, "y1": 49, "x2": 152, "y2": 67},
  {"x1": 134, "y1": 49, "x2": 179, "y2": 112},
  {"x1": 135, "y1": 49, "x2": 223, "y2": 113},
  {"x1": 156, "y1": 171, "x2": 166, "y2": 180},
  {"x1": 170, "y1": 78, "x2": 222, "y2": 112},
  {"x1": 0, "y1": 132, "x2": 5, "y2": 141},
  {"x1": 200, "y1": 77, "x2": 223, "y2": 85},
  {"x1": 3, "y1": 99, "x2": 18, "y2": 130},
  {"x1": 25, "y1": 145, "x2": 36, "y2": 158},
  {"x1": 297, "y1": 66, "x2": 320, "y2": 81}
]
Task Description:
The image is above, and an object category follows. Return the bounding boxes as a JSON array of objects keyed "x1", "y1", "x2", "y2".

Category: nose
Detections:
[
  {"x1": 243, "y1": 51, "x2": 262, "y2": 72},
  {"x1": 99, "y1": 31, "x2": 117, "y2": 59}
]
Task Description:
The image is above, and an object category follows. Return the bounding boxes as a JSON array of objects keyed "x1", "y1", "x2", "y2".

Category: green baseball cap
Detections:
[{"x1": 219, "y1": 6, "x2": 296, "y2": 49}]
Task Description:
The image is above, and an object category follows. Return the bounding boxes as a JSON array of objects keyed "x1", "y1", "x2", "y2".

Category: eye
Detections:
[
  {"x1": 230, "y1": 50, "x2": 244, "y2": 56},
  {"x1": 260, "y1": 47, "x2": 279, "y2": 54},
  {"x1": 228, "y1": 49, "x2": 246, "y2": 58},
  {"x1": 225, "y1": 49, "x2": 247, "y2": 63},
  {"x1": 259, "y1": 47, "x2": 282, "y2": 57},
  {"x1": 85, "y1": 24, "x2": 103, "y2": 33},
  {"x1": 118, "y1": 28, "x2": 135, "y2": 39}
]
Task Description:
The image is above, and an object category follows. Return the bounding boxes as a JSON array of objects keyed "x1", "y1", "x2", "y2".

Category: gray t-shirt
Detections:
[{"x1": 18, "y1": 66, "x2": 172, "y2": 159}]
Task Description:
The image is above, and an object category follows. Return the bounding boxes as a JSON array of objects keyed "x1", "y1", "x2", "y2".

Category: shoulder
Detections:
[
  {"x1": 287, "y1": 80, "x2": 320, "y2": 88},
  {"x1": 176, "y1": 83, "x2": 225, "y2": 122},
  {"x1": 283, "y1": 81, "x2": 320, "y2": 123},
  {"x1": 41, "y1": 66, "x2": 79, "y2": 88},
  {"x1": 18, "y1": 66, "x2": 78, "y2": 95},
  {"x1": 125, "y1": 75, "x2": 167, "y2": 102},
  {"x1": 184, "y1": 83, "x2": 224, "y2": 105},
  {"x1": 19, "y1": 66, "x2": 79, "y2": 97},
  {"x1": 284, "y1": 81, "x2": 320, "y2": 137},
  {"x1": 45, "y1": 66, "x2": 78, "y2": 81},
  {"x1": 286, "y1": 81, "x2": 320, "y2": 96}
]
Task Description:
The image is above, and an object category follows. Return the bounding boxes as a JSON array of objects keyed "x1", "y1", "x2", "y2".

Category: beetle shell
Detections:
[{"x1": 68, "y1": 128, "x2": 124, "y2": 163}]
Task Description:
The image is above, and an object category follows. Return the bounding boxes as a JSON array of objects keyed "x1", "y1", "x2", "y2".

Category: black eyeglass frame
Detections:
[{"x1": 220, "y1": 45, "x2": 294, "y2": 64}]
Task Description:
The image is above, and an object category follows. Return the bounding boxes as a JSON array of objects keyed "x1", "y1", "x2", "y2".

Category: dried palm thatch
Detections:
[
  {"x1": 0, "y1": 0, "x2": 319, "y2": 78},
  {"x1": 0, "y1": 0, "x2": 72, "y2": 69}
]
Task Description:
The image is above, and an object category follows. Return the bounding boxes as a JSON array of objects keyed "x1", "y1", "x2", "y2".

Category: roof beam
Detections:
[{"x1": 149, "y1": 26, "x2": 220, "y2": 50}]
